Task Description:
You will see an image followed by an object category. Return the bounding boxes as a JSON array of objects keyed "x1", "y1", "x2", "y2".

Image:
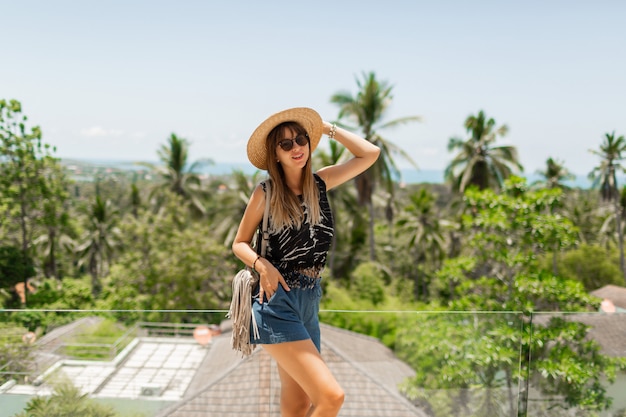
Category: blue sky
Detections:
[{"x1": 2, "y1": 0, "x2": 625, "y2": 176}]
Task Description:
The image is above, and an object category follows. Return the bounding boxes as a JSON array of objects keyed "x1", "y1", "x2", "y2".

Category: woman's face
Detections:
[{"x1": 275, "y1": 126, "x2": 310, "y2": 170}]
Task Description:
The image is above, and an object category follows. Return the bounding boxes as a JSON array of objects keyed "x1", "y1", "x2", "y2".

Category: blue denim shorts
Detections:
[{"x1": 251, "y1": 274, "x2": 322, "y2": 352}]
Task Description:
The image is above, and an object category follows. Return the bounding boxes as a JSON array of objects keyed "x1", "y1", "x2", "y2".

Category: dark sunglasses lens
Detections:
[
  {"x1": 278, "y1": 140, "x2": 293, "y2": 151},
  {"x1": 295, "y1": 135, "x2": 309, "y2": 146},
  {"x1": 278, "y1": 135, "x2": 308, "y2": 151}
]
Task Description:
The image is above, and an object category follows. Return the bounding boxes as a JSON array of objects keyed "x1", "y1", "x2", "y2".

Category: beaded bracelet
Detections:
[
  {"x1": 252, "y1": 255, "x2": 261, "y2": 271},
  {"x1": 328, "y1": 123, "x2": 337, "y2": 140}
]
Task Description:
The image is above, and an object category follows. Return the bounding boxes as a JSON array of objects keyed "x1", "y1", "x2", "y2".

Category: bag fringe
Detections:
[
  {"x1": 227, "y1": 268, "x2": 259, "y2": 357},
  {"x1": 228, "y1": 179, "x2": 270, "y2": 357}
]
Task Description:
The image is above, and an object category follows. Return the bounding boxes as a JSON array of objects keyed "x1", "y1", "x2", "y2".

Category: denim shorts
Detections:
[{"x1": 251, "y1": 274, "x2": 322, "y2": 352}]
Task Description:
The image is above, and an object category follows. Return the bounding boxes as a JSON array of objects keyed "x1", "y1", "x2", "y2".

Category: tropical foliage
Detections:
[
  {"x1": 589, "y1": 131, "x2": 626, "y2": 285},
  {"x1": 331, "y1": 71, "x2": 421, "y2": 259},
  {"x1": 534, "y1": 157, "x2": 575, "y2": 190},
  {"x1": 445, "y1": 110, "x2": 523, "y2": 193},
  {"x1": 1, "y1": 90, "x2": 626, "y2": 417},
  {"x1": 75, "y1": 196, "x2": 122, "y2": 296},
  {"x1": 144, "y1": 133, "x2": 213, "y2": 217},
  {"x1": 13, "y1": 383, "x2": 123, "y2": 417},
  {"x1": 397, "y1": 180, "x2": 619, "y2": 417}
]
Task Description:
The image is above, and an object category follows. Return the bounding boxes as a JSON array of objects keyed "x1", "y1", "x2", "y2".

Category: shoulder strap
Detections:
[{"x1": 259, "y1": 180, "x2": 271, "y2": 257}]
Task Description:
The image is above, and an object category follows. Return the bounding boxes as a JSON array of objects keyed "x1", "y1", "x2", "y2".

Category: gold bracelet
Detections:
[{"x1": 328, "y1": 123, "x2": 337, "y2": 140}]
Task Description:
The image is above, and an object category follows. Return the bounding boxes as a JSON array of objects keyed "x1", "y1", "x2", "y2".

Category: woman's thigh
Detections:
[
  {"x1": 262, "y1": 340, "x2": 341, "y2": 407},
  {"x1": 276, "y1": 363, "x2": 312, "y2": 414}
]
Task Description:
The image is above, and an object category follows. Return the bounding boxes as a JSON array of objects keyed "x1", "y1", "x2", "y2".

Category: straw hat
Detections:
[{"x1": 247, "y1": 107, "x2": 323, "y2": 170}]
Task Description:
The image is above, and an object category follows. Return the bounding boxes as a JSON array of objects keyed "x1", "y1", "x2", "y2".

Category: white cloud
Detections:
[{"x1": 79, "y1": 126, "x2": 125, "y2": 137}]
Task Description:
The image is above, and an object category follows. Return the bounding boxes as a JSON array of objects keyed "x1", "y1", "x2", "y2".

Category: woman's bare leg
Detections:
[
  {"x1": 276, "y1": 363, "x2": 312, "y2": 417},
  {"x1": 263, "y1": 340, "x2": 344, "y2": 417}
]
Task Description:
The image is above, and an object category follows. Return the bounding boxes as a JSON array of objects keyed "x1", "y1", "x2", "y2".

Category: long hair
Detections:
[{"x1": 264, "y1": 122, "x2": 321, "y2": 231}]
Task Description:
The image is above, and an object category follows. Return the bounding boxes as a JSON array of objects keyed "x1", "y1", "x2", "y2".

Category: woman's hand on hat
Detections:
[{"x1": 256, "y1": 259, "x2": 290, "y2": 303}]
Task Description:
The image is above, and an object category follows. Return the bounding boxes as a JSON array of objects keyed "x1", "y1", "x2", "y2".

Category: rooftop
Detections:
[
  {"x1": 1, "y1": 320, "x2": 428, "y2": 417},
  {"x1": 156, "y1": 323, "x2": 427, "y2": 417}
]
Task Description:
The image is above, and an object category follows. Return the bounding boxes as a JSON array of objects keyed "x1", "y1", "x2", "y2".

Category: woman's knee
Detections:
[
  {"x1": 281, "y1": 392, "x2": 311, "y2": 416},
  {"x1": 332, "y1": 387, "x2": 345, "y2": 407},
  {"x1": 318, "y1": 385, "x2": 344, "y2": 411}
]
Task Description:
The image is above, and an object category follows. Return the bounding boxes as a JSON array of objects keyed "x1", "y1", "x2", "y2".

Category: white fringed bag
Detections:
[{"x1": 228, "y1": 181, "x2": 271, "y2": 356}]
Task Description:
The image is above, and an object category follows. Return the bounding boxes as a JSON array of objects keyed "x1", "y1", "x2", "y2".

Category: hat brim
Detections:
[{"x1": 247, "y1": 107, "x2": 323, "y2": 170}]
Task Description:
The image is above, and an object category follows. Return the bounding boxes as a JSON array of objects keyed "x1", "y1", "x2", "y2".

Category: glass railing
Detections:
[{"x1": 1, "y1": 309, "x2": 624, "y2": 417}]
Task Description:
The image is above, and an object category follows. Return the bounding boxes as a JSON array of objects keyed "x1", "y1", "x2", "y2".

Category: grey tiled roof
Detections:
[
  {"x1": 156, "y1": 323, "x2": 428, "y2": 417},
  {"x1": 533, "y1": 312, "x2": 626, "y2": 357},
  {"x1": 591, "y1": 284, "x2": 626, "y2": 309},
  {"x1": 563, "y1": 313, "x2": 626, "y2": 357}
]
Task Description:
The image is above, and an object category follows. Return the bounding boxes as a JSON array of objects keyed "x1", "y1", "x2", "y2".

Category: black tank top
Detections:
[{"x1": 261, "y1": 174, "x2": 334, "y2": 275}]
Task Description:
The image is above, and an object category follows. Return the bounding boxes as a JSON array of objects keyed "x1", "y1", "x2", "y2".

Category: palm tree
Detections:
[
  {"x1": 533, "y1": 157, "x2": 575, "y2": 190},
  {"x1": 129, "y1": 182, "x2": 141, "y2": 218},
  {"x1": 75, "y1": 196, "x2": 121, "y2": 296},
  {"x1": 15, "y1": 383, "x2": 116, "y2": 417},
  {"x1": 589, "y1": 131, "x2": 626, "y2": 283},
  {"x1": 396, "y1": 188, "x2": 449, "y2": 296},
  {"x1": 33, "y1": 163, "x2": 74, "y2": 279},
  {"x1": 145, "y1": 133, "x2": 213, "y2": 217},
  {"x1": 331, "y1": 71, "x2": 421, "y2": 260},
  {"x1": 445, "y1": 110, "x2": 523, "y2": 193},
  {"x1": 533, "y1": 157, "x2": 576, "y2": 274},
  {"x1": 589, "y1": 132, "x2": 626, "y2": 200},
  {"x1": 32, "y1": 207, "x2": 74, "y2": 279},
  {"x1": 211, "y1": 169, "x2": 264, "y2": 246},
  {"x1": 562, "y1": 190, "x2": 604, "y2": 245}
]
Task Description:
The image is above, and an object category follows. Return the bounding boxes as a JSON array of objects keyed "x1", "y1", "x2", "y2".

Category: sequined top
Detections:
[{"x1": 260, "y1": 174, "x2": 334, "y2": 280}]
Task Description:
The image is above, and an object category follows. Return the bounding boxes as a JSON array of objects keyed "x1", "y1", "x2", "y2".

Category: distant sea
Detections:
[{"x1": 62, "y1": 158, "x2": 598, "y2": 189}]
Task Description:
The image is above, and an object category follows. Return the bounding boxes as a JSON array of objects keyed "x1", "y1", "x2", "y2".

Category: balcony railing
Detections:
[{"x1": 0, "y1": 309, "x2": 624, "y2": 417}]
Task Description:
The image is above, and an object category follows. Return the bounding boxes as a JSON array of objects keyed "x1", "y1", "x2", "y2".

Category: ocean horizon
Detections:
[{"x1": 62, "y1": 158, "x2": 598, "y2": 189}]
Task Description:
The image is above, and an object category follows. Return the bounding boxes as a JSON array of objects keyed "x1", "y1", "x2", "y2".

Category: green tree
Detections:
[
  {"x1": 539, "y1": 244, "x2": 623, "y2": 291},
  {"x1": 129, "y1": 181, "x2": 142, "y2": 218},
  {"x1": 32, "y1": 161, "x2": 74, "y2": 279},
  {"x1": 395, "y1": 188, "x2": 449, "y2": 298},
  {"x1": 211, "y1": 170, "x2": 263, "y2": 246},
  {"x1": 589, "y1": 131, "x2": 626, "y2": 284},
  {"x1": 562, "y1": 189, "x2": 604, "y2": 246},
  {"x1": 146, "y1": 133, "x2": 212, "y2": 217},
  {"x1": 445, "y1": 110, "x2": 523, "y2": 193},
  {"x1": 0, "y1": 245, "x2": 35, "y2": 290},
  {"x1": 0, "y1": 99, "x2": 64, "y2": 304},
  {"x1": 331, "y1": 71, "x2": 421, "y2": 260},
  {"x1": 531, "y1": 157, "x2": 577, "y2": 273},
  {"x1": 397, "y1": 180, "x2": 621, "y2": 416},
  {"x1": 533, "y1": 157, "x2": 575, "y2": 190},
  {"x1": 103, "y1": 192, "x2": 235, "y2": 324},
  {"x1": 459, "y1": 177, "x2": 577, "y2": 300},
  {"x1": 75, "y1": 196, "x2": 121, "y2": 296},
  {"x1": 308, "y1": 175, "x2": 368, "y2": 282},
  {"x1": 13, "y1": 382, "x2": 117, "y2": 417}
]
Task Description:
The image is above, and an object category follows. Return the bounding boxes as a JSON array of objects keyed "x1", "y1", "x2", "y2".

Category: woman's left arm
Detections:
[{"x1": 316, "y1": 121, "x2": 381, "y2": 190}]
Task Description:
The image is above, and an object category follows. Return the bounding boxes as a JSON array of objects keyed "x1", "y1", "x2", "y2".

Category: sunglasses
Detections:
[{"x1": 276, "y1": 134, "x2": 309, "y2": 152}]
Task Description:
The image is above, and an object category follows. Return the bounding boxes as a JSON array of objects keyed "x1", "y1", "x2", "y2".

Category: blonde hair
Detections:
[{"x1": 264, "y1": 122, "x2": 321, "y2": 231}]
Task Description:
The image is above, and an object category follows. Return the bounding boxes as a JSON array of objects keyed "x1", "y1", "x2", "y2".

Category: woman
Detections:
[{"x1": 232, "y1": 107, "x2": 380, "y2": 417}]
